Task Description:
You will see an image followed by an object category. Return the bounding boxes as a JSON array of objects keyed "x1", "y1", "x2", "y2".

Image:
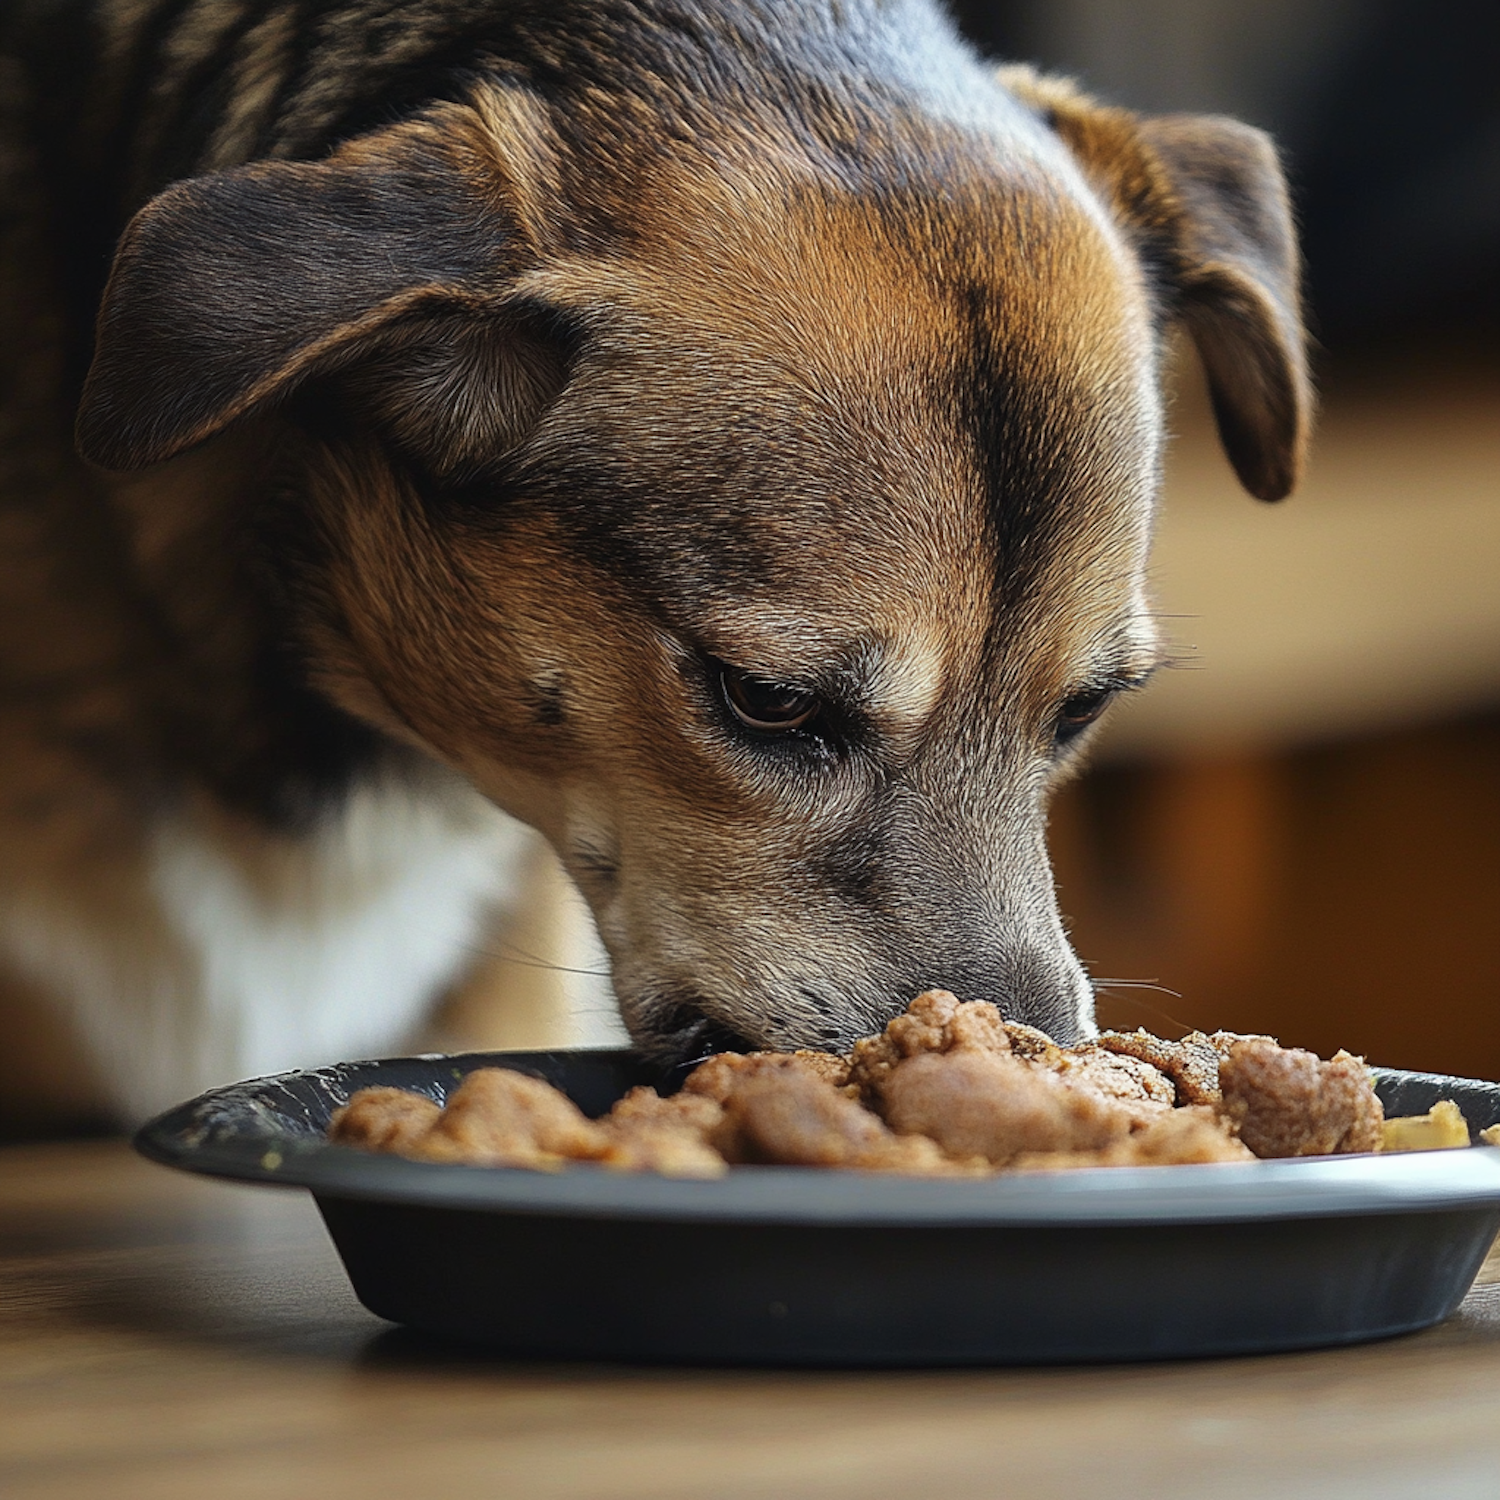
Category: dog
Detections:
[{"x1": 0, "y1": 0, "x2": 1309, "y2": 1128}]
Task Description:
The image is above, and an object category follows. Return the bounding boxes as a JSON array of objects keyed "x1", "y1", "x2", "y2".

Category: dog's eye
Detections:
[
  {"x1": 1054, "y1": 686, "x2": 1115, "y2": 744},
  {"x1": 721, "y1": 666, "x2": 820, "y2": 732}
]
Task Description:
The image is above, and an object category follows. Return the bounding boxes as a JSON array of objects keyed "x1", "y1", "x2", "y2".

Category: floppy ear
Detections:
[
  {"x1": 77, "y1": 107, "x2": 556, "y2": 473},
  {"x1": 1002, "y1": 70, "x2": 1312, "y2": 501},
  {"x1": 1134, "y1": 114, "x2": 1311, "y2": 502}
]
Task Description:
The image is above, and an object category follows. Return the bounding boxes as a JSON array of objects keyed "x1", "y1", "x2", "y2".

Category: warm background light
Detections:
[{"x1": 1053, "y1": 356, "x2": 1500, "y2": 1077}]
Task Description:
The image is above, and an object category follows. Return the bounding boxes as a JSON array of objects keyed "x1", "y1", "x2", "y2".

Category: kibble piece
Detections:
[
  {"x1": 405, "y1": 1068, "x2": 611, "y2": 1169},
  {"x1": 328, "y1": 1086, "x2": 441, "y2": 1153},
  {"x1": 1217, "y1": 1040, "x2": 1383, "y2": 1157},
  {"x1": 598, "y1": 1086, "x2": 728, "y2": 1178},
  {"x1": 1010, "y1": 1106, "x2": 1254, "y2": 1171}
]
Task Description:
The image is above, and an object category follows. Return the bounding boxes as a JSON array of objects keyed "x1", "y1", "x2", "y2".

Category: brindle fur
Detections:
[{"x1": 0, "y1": 0, "x2": 1309, "y2": 1122}]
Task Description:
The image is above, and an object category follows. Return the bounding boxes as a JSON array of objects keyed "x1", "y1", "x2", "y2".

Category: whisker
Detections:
[
  {"x1": 1089, "y1": 977, "x2": 1193, "y2": 1033},
  {"x1": 1090, "y1": 978, "x2": 1183, "y2": 997},
  {"x1": 459, "y1": 938, "x2": 612, "y2": 979}
]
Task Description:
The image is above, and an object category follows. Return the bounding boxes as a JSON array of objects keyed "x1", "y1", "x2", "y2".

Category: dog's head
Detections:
[{"x1": 76, "y1": 44, "x2": 1308, "y2": 1061}]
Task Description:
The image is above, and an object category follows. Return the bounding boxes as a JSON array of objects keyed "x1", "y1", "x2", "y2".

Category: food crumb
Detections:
[{"x1": 1382, "y1": 1100, "x2": 1472, "y2": 1152}]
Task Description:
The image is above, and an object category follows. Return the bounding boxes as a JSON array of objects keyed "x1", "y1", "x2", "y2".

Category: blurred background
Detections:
[{"x1": 944, "y1": 0, "x2": 1500, "y2": 1076}]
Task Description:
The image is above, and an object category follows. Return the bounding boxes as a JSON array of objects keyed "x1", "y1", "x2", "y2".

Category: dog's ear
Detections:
[
  {"x1": 1133, "y1": 113, "x2": 1311, "y2": 501},
  {"x1": 1002, "y1": 70, "x2": 1312, "y2": 501},
  {"x1": 77, "y1": 104, "x2": 561, "y2": 474}
]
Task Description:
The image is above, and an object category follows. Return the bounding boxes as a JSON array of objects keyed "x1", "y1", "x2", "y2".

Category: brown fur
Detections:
[{"x1": 0, "y1": 0, "x2": 1309, "y2": 1118}]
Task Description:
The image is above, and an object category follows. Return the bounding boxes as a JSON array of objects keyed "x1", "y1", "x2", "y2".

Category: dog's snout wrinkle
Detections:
[{"x1": 793, "y1": 984, "x2": 861, "y2": 1044}]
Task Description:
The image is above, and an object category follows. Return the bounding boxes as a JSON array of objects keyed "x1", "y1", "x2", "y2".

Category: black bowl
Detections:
[{"x1": 135, "y1": 1051, "x2": 1500, "y2": 1365}]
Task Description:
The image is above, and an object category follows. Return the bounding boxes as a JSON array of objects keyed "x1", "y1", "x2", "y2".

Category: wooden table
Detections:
[{"x1": 4, "y1": 1141, "x2": 1499, "y2": 1499}]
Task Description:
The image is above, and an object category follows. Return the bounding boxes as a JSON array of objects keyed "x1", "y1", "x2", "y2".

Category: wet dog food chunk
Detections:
[
  {"x1": 1217, "y1": 1040, "x2": 1384, "y2": 1157},
  {"x1": 329, "y1": 995, "x2": 1412, "y2": 1177}
]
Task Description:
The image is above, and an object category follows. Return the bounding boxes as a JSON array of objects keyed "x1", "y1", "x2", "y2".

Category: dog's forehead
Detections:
[{"x1": 513, "y1": 143, "x2": 1161, "y2": 680}]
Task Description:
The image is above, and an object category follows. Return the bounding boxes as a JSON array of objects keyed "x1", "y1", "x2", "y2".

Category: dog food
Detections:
[
  {"x1": 1381, "y1": 1100, "x2": 1472, "y2": 1153},
  {"x1": 328, "y1": 990, "x2": 1478, "y2": 1177}
]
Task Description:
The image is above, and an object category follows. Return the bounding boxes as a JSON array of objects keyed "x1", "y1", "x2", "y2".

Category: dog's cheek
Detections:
[
  {"x1": 296, "y1": 446, "x2": 719, "y2": 837},
  {"x1": 293, "y1": 449, "x2": 571, "y2": 781}
]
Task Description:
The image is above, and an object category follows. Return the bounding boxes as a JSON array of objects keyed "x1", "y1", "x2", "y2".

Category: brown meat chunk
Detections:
[
  {"x1": 1010, "y1": 1105, "x2": 1255, "y2": 1171},
  {"x1": 949, "y1": 1015, "x2": 1176, "y2": 1110},
  {"x1": 1095, "y1": 1029, "x2": 1230, "y2": 1105},
  {"x1": 1206, "y1": 1030, "x2": 1275, "y2": 1057},
  {"x1": 606, "y1": 1084, "x2": 724, "y2": 1132},
  {"x1": 722, "y1": 1065, "x2": 970, "y2": 1174},
  {"x1": 677, "y1": 1052, "x2": 760, "y2": 1104},
  {"x1": 847, "y1": 989, "x2": 1013, "y2": 1102},
  {"x1": 600, "y1": 1128, "x2": 728, "y2": 1177},
  {"x1": 1217, "y1": 1039, "x2": 1384, "y2": 1157},
  {"x1": 857, "y1": 1003, "x2": 1176, "y2": 1111},
  {"x1": 680, "y1": 1044, "x2": 972, "y2": 1173},
  {"x1": 328, "y1": 1087, "x2": 442, "y2": 1153},
  {"x1": 877, "y1": 1047, "x2": 1133, "y2": 1166},
  {"x1": 787, "y1": 1050, "x2": 853, "y2": 1089},
  {"x1": 1032, "y1": 1042, "x2": 1177, "y2": 1109},
  {"x1": 999, "y1": 1020, "x2": 1062, "y2": 1061},
  {"x1": 404, "y1": 1067, "x2": 611, "y2": 1169},
  {"x1": 597, "y1": 1086, "x2": 728, "y2": 1178},
  {"x1": 680, "y1": 1049, "x2": 848, "y2": 1104},
  {"x1": 1125, "y1": 1106, "x2": 1257, "y2": 1165},
  {"x1": 851, "y1": 991, "x2": 1144, "y2": 1164}
]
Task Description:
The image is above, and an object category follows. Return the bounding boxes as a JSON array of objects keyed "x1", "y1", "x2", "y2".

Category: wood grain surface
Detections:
[{"x1": 3, "y1": 1140, "x2": 1498, "y2": 1500}]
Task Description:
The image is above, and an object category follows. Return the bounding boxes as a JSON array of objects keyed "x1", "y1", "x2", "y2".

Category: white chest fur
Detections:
[{"x1": 1, "y1": 773, "x2": 531, "y2": 1122}]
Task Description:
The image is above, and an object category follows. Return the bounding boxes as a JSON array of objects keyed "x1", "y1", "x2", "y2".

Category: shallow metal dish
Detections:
[{"x1": 135, "y1": 1050, "x2": 1500, "y2": 1365}]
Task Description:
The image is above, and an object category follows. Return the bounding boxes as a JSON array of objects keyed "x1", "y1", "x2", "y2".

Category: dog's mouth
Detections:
[{"x1": 631, "y1": 996, "x2": 761, "y2": 1077}]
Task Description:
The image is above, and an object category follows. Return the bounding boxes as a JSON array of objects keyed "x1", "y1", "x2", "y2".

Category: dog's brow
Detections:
[
  {"x1": 1068, "y1": 618, "x2": 1165, "y2": 692},
  {"x1": 1107, "y1": 661, "x2": 1161, "y2": 694},
  {"x1": 1093, "y1": 644, "x2": 1166, "y2": 691},
  {"x1": 697, "y1": 619, "x2": 950, "y2": 723},
  {"x1": 863, "y1": 632, "x2": 948, "y2": 724}
]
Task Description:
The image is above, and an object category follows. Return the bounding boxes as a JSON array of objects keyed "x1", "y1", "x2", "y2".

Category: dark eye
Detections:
[
  {"x1": 721, "y1": 666, "x2": 821, "y2": 732},
  {"x1": 1054, "y1": 685, "x2": 1116, "y2": 744}
]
